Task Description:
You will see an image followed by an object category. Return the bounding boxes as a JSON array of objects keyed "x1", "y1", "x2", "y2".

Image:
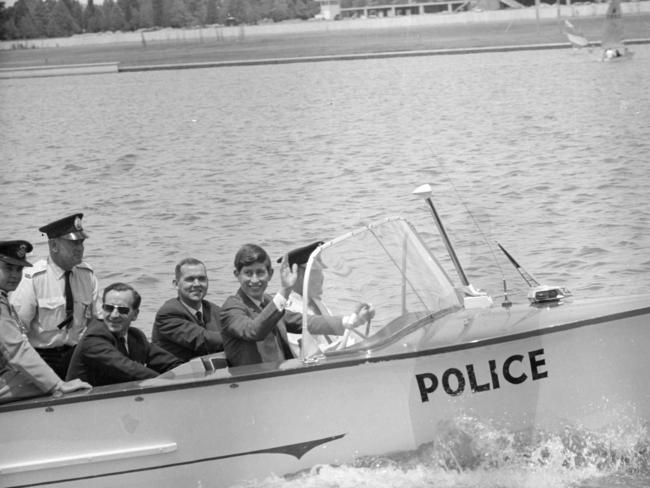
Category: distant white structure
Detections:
[{"x1": 315, "y1": 0, "x2": 342, "y2": 20}]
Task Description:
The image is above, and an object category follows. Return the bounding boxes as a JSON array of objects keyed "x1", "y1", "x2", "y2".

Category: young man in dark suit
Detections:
[
  {"x1": 220, "y1": 244, "x2": 373, "y2": 367},
  {"x1": 152, "y1": 258, "x2": 223, "y2": 362},
  {"x1": 66, "y1": 282, "x2": 182, "y2": 386}
]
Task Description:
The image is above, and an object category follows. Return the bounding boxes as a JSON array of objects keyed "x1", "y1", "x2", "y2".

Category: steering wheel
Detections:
[{"x1": 335, "y1": 317, "x2": 370, "y2": 351}]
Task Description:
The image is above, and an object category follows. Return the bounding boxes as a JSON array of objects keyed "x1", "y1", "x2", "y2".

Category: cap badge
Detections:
[
  {"x1": 74, "y1": 216, "x2": 83, "y2": 231},
  {"x1": 16, "y1": 244, "x2": 27, "y2": 258}
]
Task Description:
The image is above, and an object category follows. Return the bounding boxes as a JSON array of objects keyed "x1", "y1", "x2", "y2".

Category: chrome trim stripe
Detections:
[
  {"x1": 0, "y1": 444, "x2": 177, "y2": 475},
  {"x1": 5, "y1": 434, "x2": 345, "y2": 488}
]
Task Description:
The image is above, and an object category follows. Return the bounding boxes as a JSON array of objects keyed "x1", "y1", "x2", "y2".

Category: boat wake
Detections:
[{"x1": 233, "y1": 414, "x2": 649, "y2": 488}]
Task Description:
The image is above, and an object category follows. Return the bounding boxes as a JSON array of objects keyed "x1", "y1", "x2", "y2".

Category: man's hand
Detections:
[
  {"x1": 53, "y1": 378, "x2": 92, "y2": 396},
  {"x1": 343, "y1": 302, "x2": 375, "y2": 330}
]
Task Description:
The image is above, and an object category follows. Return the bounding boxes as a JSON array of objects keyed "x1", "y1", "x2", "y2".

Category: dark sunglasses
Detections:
[{"x1": 102, "y1": 304, "x2": 131, "y2": 315}]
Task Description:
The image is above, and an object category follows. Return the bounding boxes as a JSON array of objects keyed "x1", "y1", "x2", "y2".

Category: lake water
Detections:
[{"x1": 1, "y1": 44, "x2": 649, "y2": 487}]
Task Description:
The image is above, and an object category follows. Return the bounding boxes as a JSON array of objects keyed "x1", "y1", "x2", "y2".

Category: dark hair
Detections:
[
  {"x1": 233, "y1": 244, "x2": 271, "y2": 272},
  {"x1": 102, "y1": 282, "x2": 141, "y2": 310},
  {"x1": 175, "y1": 257, "x2": 205, "y2": 280}
]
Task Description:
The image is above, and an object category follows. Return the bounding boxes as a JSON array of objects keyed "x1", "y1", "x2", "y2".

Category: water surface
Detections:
[{"x1": 1, "y1": 44, "x2": 649, "y2": 488}]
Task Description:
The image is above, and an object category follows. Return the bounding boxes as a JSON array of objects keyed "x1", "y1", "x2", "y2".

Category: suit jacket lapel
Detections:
[
  {"x1": 236, "y1": 289, "x2": 293, "y2": 361},
  {"x1": 175, "y1": 297, "x2": 202, "y2": 325},
  {"x1": 237, "y1": 288, "x2": 267, "y2": 313}
]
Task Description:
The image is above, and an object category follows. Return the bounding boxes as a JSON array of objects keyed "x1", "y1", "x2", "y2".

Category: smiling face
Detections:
[
  {"x1": 0, "y1": 261, "x2": 24, "y2": 292},
  {"x1": 102, "y1": 289, "x2": 139, "y2": 336},
  {"x1": 235, "y1": 262, "x2": 273, "y2": 301},
  {"x1": 175, "y1": 263, "x2": 208, "y2": 308},
  {"x1": 50, "y1": 238, "x2": 85, "y2": 270}
]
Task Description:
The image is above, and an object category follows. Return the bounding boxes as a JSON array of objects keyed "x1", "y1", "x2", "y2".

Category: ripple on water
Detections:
[{"x1": 2, "y1": 50, "x2": 650, "y2": 487}]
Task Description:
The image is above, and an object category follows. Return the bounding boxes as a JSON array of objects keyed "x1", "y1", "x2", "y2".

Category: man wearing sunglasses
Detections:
[{"x1": 66, "y1": 282, "x2": 182, "y2": 386}]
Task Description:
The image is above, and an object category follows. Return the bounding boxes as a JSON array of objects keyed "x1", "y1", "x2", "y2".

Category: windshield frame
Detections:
[{"x1": 298, "y1": 217, "x2": 461, "y2": 361}]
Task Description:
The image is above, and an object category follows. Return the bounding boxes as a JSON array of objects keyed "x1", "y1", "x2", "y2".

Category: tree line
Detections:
[
  {"x1": 0, "y1": 0, "x2": 322, "y2": 40},
  {"x1": 0, "y1": 0, "x2": 450, "y2": 41}
]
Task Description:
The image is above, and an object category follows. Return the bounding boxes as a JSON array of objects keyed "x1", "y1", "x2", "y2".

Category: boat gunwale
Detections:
[{"x1": 1, "y1": 302, "x2": 648, "y2": 414}]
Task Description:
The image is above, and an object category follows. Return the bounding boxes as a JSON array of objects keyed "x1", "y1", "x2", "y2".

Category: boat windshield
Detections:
[{"x1": 298, "y1": 217, "x2": 461, "y2": 361}]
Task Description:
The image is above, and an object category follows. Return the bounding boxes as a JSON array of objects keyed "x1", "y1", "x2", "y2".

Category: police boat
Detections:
[{"x1": 1, "y1": 185, "x2": 649, "y2": 488}]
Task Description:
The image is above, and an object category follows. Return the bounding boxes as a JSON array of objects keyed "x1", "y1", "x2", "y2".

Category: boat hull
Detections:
[{"x1": 1, "y1": 296, "x2": 649, "y2": 488}]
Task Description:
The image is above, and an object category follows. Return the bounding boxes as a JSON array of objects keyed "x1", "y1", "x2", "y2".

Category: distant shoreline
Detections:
[
  {"x1": 1, "y1": 8, "x2": 649, "y2": 71},
  {"x1": 115, "y1": 38, "x2": 648, "y2": 73}
]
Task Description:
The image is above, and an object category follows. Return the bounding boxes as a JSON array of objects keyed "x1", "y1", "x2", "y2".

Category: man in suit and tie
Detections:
[
  {"x1": 66, "y1": 282, "x2": 182, "y2": 386},
  {"x1": 220, "y1": 244, "x2": 373, "y2": 367},
  {"x1": 152, "y1": 258, "x2": 223, "y2": 362},
  {"x1": 11, "y1": 213, "x2": 102, "y2": 379}
]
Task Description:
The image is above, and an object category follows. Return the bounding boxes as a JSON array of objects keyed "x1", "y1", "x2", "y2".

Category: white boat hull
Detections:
[{"x1": 2, "y1": 294, "x2": 649, "y2": 488}]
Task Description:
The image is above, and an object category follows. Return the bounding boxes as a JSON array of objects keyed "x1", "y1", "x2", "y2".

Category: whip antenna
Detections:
[{"x1": 425, "y1": 145, "x2": 506, "y2": 283}]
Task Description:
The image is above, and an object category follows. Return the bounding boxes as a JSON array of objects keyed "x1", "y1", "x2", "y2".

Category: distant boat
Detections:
[
  {"x1": 563, "y1": 19, "x2": 590, "y2": 49},
  {"x1": 600, "y1": 0, "x2": 634, "y2": 61}
]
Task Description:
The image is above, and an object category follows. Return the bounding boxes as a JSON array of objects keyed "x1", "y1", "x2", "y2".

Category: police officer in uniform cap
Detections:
[
  {"x1": 279, "y1": 240, "x2": 375, "y2": 356},
  {"x1": 10, "y1": 214, "x2": 103, "y2": 379},
  {"x1": 1, "y1": 240, "x2": 91, "y2": 404},
  {"x1": 278, "y1": 241, "x2": 330, "y2": 316}
]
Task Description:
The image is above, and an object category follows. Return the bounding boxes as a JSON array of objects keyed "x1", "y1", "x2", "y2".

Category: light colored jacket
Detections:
[{"x1": 0, "y1": 292, "x2": 60, "y2": 404}]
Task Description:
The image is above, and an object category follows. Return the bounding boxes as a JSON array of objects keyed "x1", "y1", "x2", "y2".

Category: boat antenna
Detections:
[
  {"x1": 413, "y1": 183, "x2": 469, "y2": 288},
  {"x1": 496, "y1": 242, "x2": 540, "y2": 288},
  {"x1": 496, "y1": 242, "x2": 571, "y2": 304},
  {"x1": 412, "y1": 183, "x2": 492, "y2": 309},
  {"x1": 424, "y1": 147, "x2": 508, "y2": 286}
]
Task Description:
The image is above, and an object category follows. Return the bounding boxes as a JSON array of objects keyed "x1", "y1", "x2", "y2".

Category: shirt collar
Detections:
[
  {"x1": 242, "y1": 291, "x2": 263, "y2": 309},
  {"x1": 179, "y1": 297, "x2": 203, "y2": 316},
  {"x1": 48, "y1": 258, "x2": 68, "y2": 280}
]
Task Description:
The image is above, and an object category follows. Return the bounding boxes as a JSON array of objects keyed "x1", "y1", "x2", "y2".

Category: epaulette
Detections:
[
  {"x1": 23, "y1": 260, "x2": 48, "y2": 279},
  {"x1": 76, "y1": 262, "x2": 95, "y2": 273}
]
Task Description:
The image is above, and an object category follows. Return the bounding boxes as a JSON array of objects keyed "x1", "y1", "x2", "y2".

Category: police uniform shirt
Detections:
[
  {"x1": 9, "y1": 258, "x2": 102, "y2": 349},
  {"x1": 1, "y1": 291, "x2": 61, "y2": 402}
]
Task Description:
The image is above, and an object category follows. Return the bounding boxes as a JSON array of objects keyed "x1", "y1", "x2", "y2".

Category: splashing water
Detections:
[{"x1": 232, "y1": 415, "x2": 649, "y2": 488}]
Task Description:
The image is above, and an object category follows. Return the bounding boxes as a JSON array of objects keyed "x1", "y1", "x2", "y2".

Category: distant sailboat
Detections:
[
  {"x1": 601, "y1": 0, "x2": 633, "y2": 61},
  {"x1": 564, "y1": 19, "x2": 590, "y2": 49}
]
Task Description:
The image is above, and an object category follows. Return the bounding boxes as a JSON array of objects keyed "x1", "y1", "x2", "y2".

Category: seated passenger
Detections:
[
  {"x1": 1, "y1": 240, "x2": 91, "y2": 404},
  {"x1": 220, "y1": 244, "x2": 373, "y2": 367},
  {"x1": 66, "y1": 282, "x2": 182, "y2": 386},
  {"x1": 283, "y1": 241, "x2": 374, "y2": 354},
  {"x1": 282, "y1": 241, "x2": 331, "y2": 315},
  {"x1": 152, "y1": 258, "x2": 223, "y2": 362},
  {"x1": 282, "y1": 241, "x2": 337, "y2": 355}
]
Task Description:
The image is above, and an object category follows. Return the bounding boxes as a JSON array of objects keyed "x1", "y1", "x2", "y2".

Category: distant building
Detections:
[
  {"x1": 316, "y1": 0, "x2": 509, "y2": 20},
  {"x1": 315, "y1": 0, "x2": 342, "y2": 20}
]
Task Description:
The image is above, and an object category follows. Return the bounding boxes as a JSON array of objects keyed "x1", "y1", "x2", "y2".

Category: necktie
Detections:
[
  {"x1": 118, "y1": 335, "x2": 129, "y2": 356},
  {"x1": 64, "y1": 270, "x2": 73, "y2": 314},
  {"x1": 196, "y1": 311, "x2": 205, "y2": 327},
  {"x1": 57, "y1": 271, "x2": 74, "y2": 329}
]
